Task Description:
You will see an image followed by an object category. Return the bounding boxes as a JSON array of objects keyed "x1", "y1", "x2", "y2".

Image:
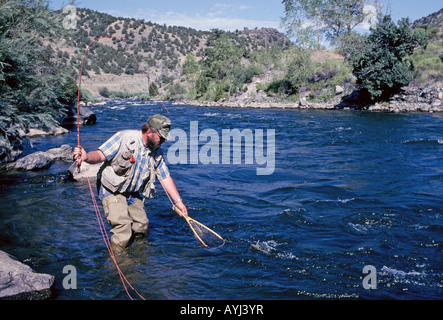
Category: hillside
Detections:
[
  {"x1": 409, "y1": 8, "x2": 443, "y2": 88},
  {"x1": 52, "y1": 8, "x2": 292, "y2": 97},
  {"x1": 54, "y1": 7, "x2": 442, "y2": 104},
  {"x1": 411, "y1": 8, "x2": 443, "y2": 32},
  {"x1": 1, "y1": 2, "x2": 442, "y2": 169}
]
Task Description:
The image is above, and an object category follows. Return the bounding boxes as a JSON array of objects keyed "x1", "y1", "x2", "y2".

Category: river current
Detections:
[{"x1": 0, "y1": 100, "x2": 441, "y2": 300}]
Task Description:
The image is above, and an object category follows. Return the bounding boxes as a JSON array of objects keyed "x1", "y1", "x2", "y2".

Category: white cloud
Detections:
[
  {"x1": 211, "y1": 4, "x2": 251, "y2": 12},
  {"x1": 104, "y1": 7, "x2": 281, "y2": 32}
]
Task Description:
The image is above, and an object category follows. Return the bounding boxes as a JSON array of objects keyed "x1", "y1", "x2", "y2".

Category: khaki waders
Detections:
[{"x1": 102, "y1": 194, "x2": 149, "y2": 252}]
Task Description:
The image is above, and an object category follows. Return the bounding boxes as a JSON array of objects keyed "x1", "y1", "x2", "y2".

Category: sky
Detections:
[{"x1": 48, "y1": 0, "x2": 442, "y2": 33}]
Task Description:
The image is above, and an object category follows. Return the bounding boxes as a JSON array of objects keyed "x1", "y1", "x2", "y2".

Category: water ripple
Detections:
[{"x1": 1, "y1": 101, "x2": 442, "y2": 299}]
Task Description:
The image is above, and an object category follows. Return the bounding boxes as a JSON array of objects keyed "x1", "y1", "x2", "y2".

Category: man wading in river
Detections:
[{"x1": 73, "y1": 114, "x2": 188, "y2": 253}]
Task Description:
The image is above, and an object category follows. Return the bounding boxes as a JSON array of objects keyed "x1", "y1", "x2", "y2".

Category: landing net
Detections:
[{"x1": 185, "y1": 215, "x2": 225, "y2": 247}]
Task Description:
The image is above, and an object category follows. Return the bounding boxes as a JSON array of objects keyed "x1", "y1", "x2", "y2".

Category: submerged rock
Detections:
[{"x1": 0, "y1": 250, "x2": 54, "y2": 300}]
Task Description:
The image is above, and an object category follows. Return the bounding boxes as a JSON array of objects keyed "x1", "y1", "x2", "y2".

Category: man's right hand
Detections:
[
  {"x1": 73, "y1": 147, "x2": 106, "y2": 164},
  {"x1": 73, "y1": 146, "x2": 88, "y2": 162}
]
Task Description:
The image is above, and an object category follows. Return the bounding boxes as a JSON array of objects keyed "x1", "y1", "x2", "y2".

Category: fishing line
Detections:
[
  {"x1": 76, "y1": 35, "x2": 170, "y2": 300},
  {"x1": 75, "y1": 34, "x2": 225, "y2": 299}
]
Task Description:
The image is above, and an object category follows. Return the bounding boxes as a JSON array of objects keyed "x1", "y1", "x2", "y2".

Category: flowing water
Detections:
[{"x1": 0, "y1": 100, "x2": 442, "y2": 300}]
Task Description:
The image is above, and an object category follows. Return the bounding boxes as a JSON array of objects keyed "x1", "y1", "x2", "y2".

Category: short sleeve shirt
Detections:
[{"x1": 98, "y1": 131, "x2": 170, "y2": 200}]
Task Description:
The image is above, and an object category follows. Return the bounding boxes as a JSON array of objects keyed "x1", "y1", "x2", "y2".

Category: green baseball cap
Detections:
[{"x1": 148, "y1": 114, "x2": 171, "y2": 140}]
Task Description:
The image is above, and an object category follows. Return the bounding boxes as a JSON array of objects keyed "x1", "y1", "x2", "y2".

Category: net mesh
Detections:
[{"x1": 188, "y1": 219, "x2": 225, "y2": 247}]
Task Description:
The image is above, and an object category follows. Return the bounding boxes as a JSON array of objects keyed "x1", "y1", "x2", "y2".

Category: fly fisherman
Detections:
[{"x1": 73, "y1": 114, "x2": 188, "y2": 253}]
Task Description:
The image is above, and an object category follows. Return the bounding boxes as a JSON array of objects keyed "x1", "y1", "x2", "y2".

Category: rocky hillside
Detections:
[
  {"x1": 409, "y1": 8, "x2": 443, "y2": 88},
  {"x1": 411, "y1": 8, "x2": 443, "y2": 32},
  {"x1": 52, "y1": 8, "x2": 292, "y2": 97}
]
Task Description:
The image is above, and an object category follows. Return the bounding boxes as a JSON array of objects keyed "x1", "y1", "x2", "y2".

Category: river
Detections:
[{"x1": 0, "y1": 100, "x2": 442, "y2": 300}]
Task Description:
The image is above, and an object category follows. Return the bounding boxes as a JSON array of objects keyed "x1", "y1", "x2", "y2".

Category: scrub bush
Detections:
[{"x1": 349, "y1": 15, "x2": 428, "y2": 101}]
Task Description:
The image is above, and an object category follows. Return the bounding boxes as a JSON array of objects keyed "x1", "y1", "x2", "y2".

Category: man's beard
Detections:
[{"x1": 147, "y1": 135, "x2": 160, "y2": 150}]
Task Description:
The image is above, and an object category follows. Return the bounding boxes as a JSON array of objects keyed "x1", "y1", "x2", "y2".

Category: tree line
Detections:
[
  {"x1": 279, "y1": 0, "x2": 431, "y2": 102},
  {"x1": 0, "y1": 0, "x2": 437, "y2": 127},
  {"x1": 174, "y1": 0, "x2": 433, "y2": 103}
]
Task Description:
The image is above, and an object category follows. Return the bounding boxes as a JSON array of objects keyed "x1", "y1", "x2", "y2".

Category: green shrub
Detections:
[
  {"x1": 412, "y1": 40, "x2": 443, "y2": 85},
  {"x1": 349, "y1": 15, "x2": 428, "y2": 101},
  {"x1": 266, "y1": 80, "x2": 294, "y2": 95},
  {"x1": 99, "y1": 87, "x2": 110, "y2": 98},
  {"x1": 286, "y1": 47, "x2": 313, "y2": 95},
  {"x1": 244, "y1": 64, "x2": 265, "y2": 83}
]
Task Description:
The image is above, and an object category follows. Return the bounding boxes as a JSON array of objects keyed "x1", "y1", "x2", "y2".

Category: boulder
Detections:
[
  {"x1": 23, "y1": 126, "x2": 69, "y2": 138},
  {"x1": 335, "y1": 85, "x2": 344, "y2": 95},
  {"x1": 8, "y1": 145, "x2": 73, "y2": 171},
  {"x1": 60, "y1": 105, "x2": 97, "y2": 126},
  {"x1": 0, "y1": 250, "x2": 54, "y2": 300},
  {"x1": 0, "y1": 126, "x2": 24, "y2": 166},
  {"x1": 67, "y1": 161, "x2": 102, "y2": 181},
  {"x1": 299, "y1": 97, "x2": 307, "y2": 107},
  {"x1": 46, "y1": 145, "x2": 73, "y2": 161},
  {"x1": 13, "y1": 151, "x2": 53, "y2": 171},
  {"x1": 1, "y1": 122, "x2": 70, "y2": 169}
]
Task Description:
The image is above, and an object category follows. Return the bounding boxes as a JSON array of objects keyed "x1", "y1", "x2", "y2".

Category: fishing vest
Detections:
[{"x1": 98, "y1": 130, "x2": 162, "y2": 199}]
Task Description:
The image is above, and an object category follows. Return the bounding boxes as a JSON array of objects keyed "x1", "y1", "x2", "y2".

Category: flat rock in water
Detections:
[
  {"x1": 0, "y1": 250, "x2": 54, "y2": 300},
  {"x1": 23, "y1": 126, "x2": 69, "y2": 138},
  {"x1": 46, "y1": 144, "x2": 73, "y2": 161},
  {"x1": 67, "y1": 161, "x2": 102, "y2": 181}
]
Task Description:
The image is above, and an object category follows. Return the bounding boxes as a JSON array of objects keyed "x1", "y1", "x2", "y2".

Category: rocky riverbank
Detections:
[
  {"x1": 2, "y1": 86, "x2": 442, "y2": 172},
  {"x1": 5, "y1": 145, "x2": 73, "y2": 171},
  {"x1": 172, "y1": 85, "x2": 443, "y2": 113},
  {"x1": 0, "y1": 105, "x2": 96, "y2": 171}
]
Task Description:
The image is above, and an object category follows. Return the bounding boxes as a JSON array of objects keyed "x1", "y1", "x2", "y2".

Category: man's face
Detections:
[{"x1": 147, "y1": 130, "x2": 165, "y2": 150}]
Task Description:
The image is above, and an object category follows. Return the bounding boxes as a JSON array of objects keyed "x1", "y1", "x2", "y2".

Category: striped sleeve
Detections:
[{"x1": 98, "y1": 131, "x2": 123, "y2": 161}]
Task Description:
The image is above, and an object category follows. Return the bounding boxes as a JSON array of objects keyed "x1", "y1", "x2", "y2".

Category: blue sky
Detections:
[{"x1": 49, "y1": 0, "x2": 442, "y2": 32}]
